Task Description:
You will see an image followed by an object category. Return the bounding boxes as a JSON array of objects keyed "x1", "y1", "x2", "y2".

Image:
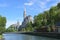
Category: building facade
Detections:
[
  {"x1": 11, "y1": 21, "x2": 20, "y2": 31},
  {"x1": 18, "y1": 7, "x2": 33, "y2": 31}
]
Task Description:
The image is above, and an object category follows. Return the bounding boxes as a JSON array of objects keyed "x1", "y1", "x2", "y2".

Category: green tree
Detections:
[
  {"x1": 55, "y1": 11, "x2": 60, "y2": 22},
  {"x1": 6, "y1": 25, "x2": 17, "y2": 32},
  {"x1": 57, "y1": 3, "x2": 60, "y2": 9},
  {"x1": 0, "y1": 16, "x2": 6, "y2": 34},
  {"x1": 24, "y1": 22, "x2": 33, "y2": 32},
  {"x1": 34, "y1": 14, "x2": 43, "y2": 28},
  {"x1": 33, "y1": 3, "x2": 60, "y2": 32}
]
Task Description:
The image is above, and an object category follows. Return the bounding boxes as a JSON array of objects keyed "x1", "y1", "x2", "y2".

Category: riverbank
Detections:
[
  {"x1": 4, "y1": 32, "x2": 60, "y2": 39},
  {"x1": 0, "y1": 35, "x2": 3, "y2": 40},
  {"x1": 20, "y1": 32, "x2": 60, "y2": 39}
]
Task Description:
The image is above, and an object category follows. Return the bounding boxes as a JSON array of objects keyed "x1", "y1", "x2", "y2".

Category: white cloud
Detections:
[
  {"x1": 24, "y1": 2, "x2": 33, "y2": 6},
  {"x1": 39, "y1": 1, "x2": 46, "y2": 9},
  {"x1": 40, "y1": 1, "x2": 45, "y2": 6},
  {"x1": 39, "y1": 0, "x2": 53, "y2": 9},
  {"x1": 39, "y1": 0, "x2": 60, "y2": 11},
  {"x1": 0, "y1": 3, "x2": 8, "y2": 7},
  {"x1": 24, "y1": 0, "x2": 37, "y2": 6},
  {"x1": 24, "y1": 0, "x2": 60, "y2": 11}
]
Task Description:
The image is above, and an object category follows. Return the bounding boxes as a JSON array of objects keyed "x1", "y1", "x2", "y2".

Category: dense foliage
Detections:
[
  {"x1": 6, "y1": 25, "x2": 17, "y2": 32},
  {"x1": 0, "y1": 16, "x2": 6, "y2": 34},
  {"x1": 33, "y1": 3, "x2": 60, "y2": 32},
  {"x1": 21, "y1": 22, "x2": 33, "y2": 32}
]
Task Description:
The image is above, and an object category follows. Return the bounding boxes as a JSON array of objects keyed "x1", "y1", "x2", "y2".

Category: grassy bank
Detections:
[{"x1": 0, "y1": 35, "x2": 3, "y2": 39}]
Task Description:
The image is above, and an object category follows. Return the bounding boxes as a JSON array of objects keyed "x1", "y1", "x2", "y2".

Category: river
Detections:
[{"x1": 3, "y1": 34, "x2": 60, "y2": 40}]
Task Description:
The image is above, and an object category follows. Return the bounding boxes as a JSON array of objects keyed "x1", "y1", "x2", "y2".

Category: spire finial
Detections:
[{"x1": 24, "y1": 6, "x2": 26, "y2": 19}]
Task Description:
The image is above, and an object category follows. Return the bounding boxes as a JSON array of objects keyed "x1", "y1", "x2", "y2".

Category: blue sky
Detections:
[{"x1": 0, "y1": 0, "x2": 60, "y2": 28}]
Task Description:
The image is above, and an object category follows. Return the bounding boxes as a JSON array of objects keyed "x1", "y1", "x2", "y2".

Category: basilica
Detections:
[{"x1": 18, "y1": 7, "x2": 33, "y2": 31}]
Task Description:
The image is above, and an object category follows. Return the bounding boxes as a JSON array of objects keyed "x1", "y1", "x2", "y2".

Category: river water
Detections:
[{"x1": 3, "y1": 34, "x2": 60, "y2": 40}]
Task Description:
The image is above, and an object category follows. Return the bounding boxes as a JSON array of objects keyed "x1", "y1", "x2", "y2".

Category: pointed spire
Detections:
[{"x1": 23, "y1": 6, "x2": 26, "y2": 19}]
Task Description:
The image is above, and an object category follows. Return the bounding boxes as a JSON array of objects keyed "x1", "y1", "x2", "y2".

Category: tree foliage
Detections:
[
  {"x1": 57, "y1": 3, "x2": 60, "y2": 9},
  {"x1": 33, "y1": 3, "x2": 60, "y2": 32},
  {"x1": 21, "y1": 22, "x2": 33, "y2": 32},
  {"x1": 6, "y1": 25, "x2": 17, "y2": 32},
  {"x1": 0, "y1": 16, "x2": 6, "y2": 34}
]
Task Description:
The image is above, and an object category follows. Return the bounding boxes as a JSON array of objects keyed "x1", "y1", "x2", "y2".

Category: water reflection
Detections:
[{"x1": 3, "y1": 34, "x2": 60, "y2": 40}]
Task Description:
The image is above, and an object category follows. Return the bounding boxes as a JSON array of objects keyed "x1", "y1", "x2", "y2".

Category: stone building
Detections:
[
  {"x1": 11, "y1": 21, "x2": 20, "y2": 30},
  {"x1": 18, "y1": 7, "x2": 33, "y2": 31}
]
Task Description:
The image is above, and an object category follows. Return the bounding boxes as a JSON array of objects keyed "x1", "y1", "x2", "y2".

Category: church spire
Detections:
[{"x1": 23, "y1": 6, "x2": 26, "y2": 19}]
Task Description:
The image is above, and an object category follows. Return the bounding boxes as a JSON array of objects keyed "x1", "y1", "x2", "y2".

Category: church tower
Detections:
[
  {"x1": 16, "y1": 20, "x2": 20, "y2": 29},
  {"x1": 23, "y1": 7, "x2": 26, "y2": 19}
]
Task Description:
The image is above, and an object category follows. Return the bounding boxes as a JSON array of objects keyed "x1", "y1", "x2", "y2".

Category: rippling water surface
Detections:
[{"x1": 3, "y1": 34, "x2": 60, "y2": 40}]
